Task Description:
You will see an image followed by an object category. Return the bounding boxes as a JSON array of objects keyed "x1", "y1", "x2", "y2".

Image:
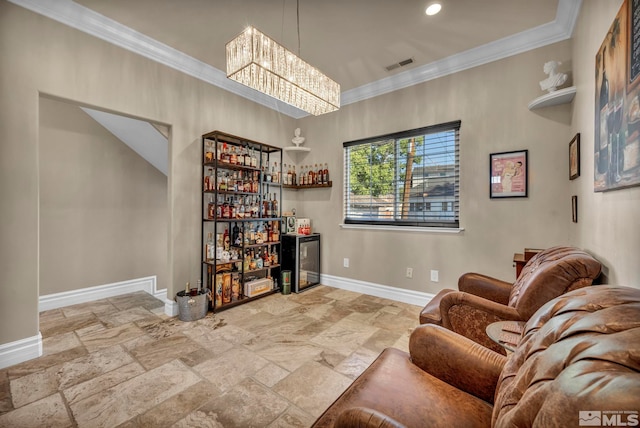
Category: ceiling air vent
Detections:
[{"x1": 385, "y1": 58, "x2": 414, "y2": 72}]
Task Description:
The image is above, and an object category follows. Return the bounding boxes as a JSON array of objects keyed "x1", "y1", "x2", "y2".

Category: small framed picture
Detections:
[
  {"x1": 569, "y1": 133, "x2": 580, "y2": 180},
  {"x1": 571, "y1": 195, "x2": 578, "y2": 223},
  {"x1": 490, "y1": 150, "x2": 528, "y2": 198}
]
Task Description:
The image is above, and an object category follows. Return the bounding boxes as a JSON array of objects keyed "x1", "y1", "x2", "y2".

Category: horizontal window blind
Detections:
[{"x1": 343, "y1": 121, "x2": 460, "y2": 228}]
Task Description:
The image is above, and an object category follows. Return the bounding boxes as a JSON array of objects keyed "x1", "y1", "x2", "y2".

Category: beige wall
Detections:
[
  {"x1": 38, "y1": 96, "x2": 168, "y2": 295},
  {"x1": 570, "y1": 0, "x2": 640, "y2": 286},
  {"x1": 2, "y1": 0, "x2": 638, "y2": 351},
  {"x1": 297, "y1": 42, "x2": 576, "y2": 294},
  {"x1": 0, "y1": 1, "x2": 296, "y2": 345}
]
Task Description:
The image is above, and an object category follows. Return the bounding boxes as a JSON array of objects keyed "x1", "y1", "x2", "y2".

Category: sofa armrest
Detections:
[
  {"x1": 439, "y1": 291, "x2": 522, "y2": 328},
  {"x1": 409, "y1": 324, "x2": 506, "y2": 404},
  {"x1": 458, "y1": 272, "x2": 512, "y2": 305},
  {"x1": 335, "y1": 407, "x2": 407, "y2": 428}
]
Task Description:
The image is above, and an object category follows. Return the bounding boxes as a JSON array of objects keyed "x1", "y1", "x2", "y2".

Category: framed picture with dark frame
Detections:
[
  {"x1": 569, "y1": 133, "x2": 580, "y2": 180},
  {"x1": 572, "y1": 195, "x2": 578, "y2": 223},
  {"x1": 490, "y1": 150, "x2": 528, "y2": 198}
]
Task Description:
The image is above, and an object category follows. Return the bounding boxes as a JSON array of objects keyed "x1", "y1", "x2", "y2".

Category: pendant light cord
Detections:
[{"x1": 297, "y1": 0, "x2": 301, "y2": 57}]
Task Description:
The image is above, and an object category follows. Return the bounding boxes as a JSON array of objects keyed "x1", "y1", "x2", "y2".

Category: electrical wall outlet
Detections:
[
  {"x1": 343, "y1": 258, "x2": 350, "y2": 268},
  {"x1": 430, "y1": 270, "x2": 439, "y2": 282},
  {"x1": 406, "y1": 267, "x2": 413, "y2": 278}
]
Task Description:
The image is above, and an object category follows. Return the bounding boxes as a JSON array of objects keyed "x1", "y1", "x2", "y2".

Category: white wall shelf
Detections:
[
  {"x1": 528, "y1": 86, "x2": 576, "y2": 110},
  {"x1": 283, "y1": 146, "x2": 311, "y2": 153}
]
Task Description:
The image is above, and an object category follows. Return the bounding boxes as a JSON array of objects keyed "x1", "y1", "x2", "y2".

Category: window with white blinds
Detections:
[{"x1": 343, "y1": 121, "x2": 460, "y2": 228}]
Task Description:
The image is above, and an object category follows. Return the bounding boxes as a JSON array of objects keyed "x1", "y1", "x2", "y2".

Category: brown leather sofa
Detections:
[
  {"x1": 419, "y1": 246, "x2": 601, "y2": 353},
  {"x1": 312, "y1": 285, "x2": 640, "y2": 428}
]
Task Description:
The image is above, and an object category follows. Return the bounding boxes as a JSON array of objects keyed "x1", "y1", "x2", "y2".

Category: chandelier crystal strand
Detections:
[{"x1": 226, "y1": 26, "x2": 340, "y2": 116}]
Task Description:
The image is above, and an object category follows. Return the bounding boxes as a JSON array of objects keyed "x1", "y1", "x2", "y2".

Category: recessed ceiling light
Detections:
[{"x1": 426, "y1": 3, "x2": 442, "y2": 16}]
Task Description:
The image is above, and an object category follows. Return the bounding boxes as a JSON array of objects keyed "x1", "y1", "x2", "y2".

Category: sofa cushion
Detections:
[
  {"x1": 312, "y1": 348, "x2": 493, "y2": 428},
  {"x1": 493, "y1": 285, "x2": 640, "y2": 427}
]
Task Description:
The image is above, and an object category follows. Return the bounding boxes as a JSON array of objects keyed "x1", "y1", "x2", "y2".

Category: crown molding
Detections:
[{"x1": 8, "y1": 0, "x2": 581, "y2": 119}]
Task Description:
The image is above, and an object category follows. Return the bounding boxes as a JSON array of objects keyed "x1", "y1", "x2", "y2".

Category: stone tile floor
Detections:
[{"x1": 0, "y1": 285, "x2": 420, "y2": 427}]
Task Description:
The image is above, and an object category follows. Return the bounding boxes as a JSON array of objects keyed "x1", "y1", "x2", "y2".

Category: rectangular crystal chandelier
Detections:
[{"x1": 226, "y1": 26, "x2": 340, "y2": 116}]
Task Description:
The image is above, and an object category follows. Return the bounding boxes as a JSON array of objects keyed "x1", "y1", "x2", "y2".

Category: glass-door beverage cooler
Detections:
[{"x1": 282, "y1": 233, "x2": 320, "y2": 293}]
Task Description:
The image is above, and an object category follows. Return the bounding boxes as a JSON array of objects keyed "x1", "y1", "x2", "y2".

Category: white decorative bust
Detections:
[
  {"x1": 539, "y1": 60, "x2": 568, "y2": 93},
  {"x1": 292, "y1": 128, "x2": 306, "y2": 147}
]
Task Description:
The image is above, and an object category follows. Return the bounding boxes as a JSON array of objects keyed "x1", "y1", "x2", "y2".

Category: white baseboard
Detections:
[
  {"x1": 0, "y1": 333, "x2": 42, "y2": 370},
  {"x1": 164, "y1": 299, "x2": 179, "y2": 317},
  {"x1": 39, "y1": 276, "x2": 165, "y2": 312},
  {"x1": 320, "y1": 274, "x2": 434, "y2": 307}
]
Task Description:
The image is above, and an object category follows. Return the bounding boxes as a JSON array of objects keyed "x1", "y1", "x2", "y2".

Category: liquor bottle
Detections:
[
  {"x1": 256, "y1": 223, "x2": 264, "y2": 244},
  {"x1": 238, "y1": 198, "x2": 245, "y2": 219},
  {"x1": 205, "y1": 141, "x2": 214, "y2": 163},
  {"x1": 308, "y1": 164, "x2": 314, "y2": 185},
  {"x1": 222, "y1": 198, "x2": 230, "y2": 219},
  {"x1": 598, "y1": 46, "x2": 609, "y2": 175},
  {"x1": 265, "y1": 161, "x2": 272, "y2": 182},
  {"x1": 204, "y1": 167, "x2": 214, "y2": 191},
  {"x1": 285, "y1": 164, "x2": 291, "y2": 185},
  {"x1": 316, "y1": 164, "x2": 322, "y2": 184},
  {"x1": 300, "y1": 165, "x2": 306, "y2": 185},
  {"x1": 206, "y1": 232, "x2": 215, "y2": 261},
  {"x1": 208, "y1": 195, "x2": 215, "y2": 220},
  {"x1": 237, "y1": 146, "x2": 244, "y2": 166},
  {"x1": 262, "y1": 247, "x2": 270, "y2": 267},
  {"x1": 230, "y1": 198, "x2": 237, "y2": 219},
  {"x1": 221, "y1": 143, "x2": 229, "y2": 163},
  {"x1": 232, "y1": 171, "x2": 239, "y2": 192},
  {"x1": 216, "y1": 195, "x2": 222, "y2": 219},
  {"x1": 229, "y1": 146, "x2": 237, "y2": 165},
  {"x1": 272, "y1": 193, "x2": 278, "y2": 218},
  {"x1": 241, "y1": 146, "x2": 248, "y2": 166},
  {"x1": 223, "y1": 227, "x2": 230, "y2": 251},
  {"x1": 272, "y1": 220, "x2": 279, "y2": 242},
  {"x1": 232, "y1": 222, "x2": 240, "y2": 246},
  {"x1": 262, "y1": 194, "x2": 269, "y2": 218},
  {"x1": 251, "y1": 148, "x2": 258, "y2": 168},
  {"x1": 272, "y1": 162, "x2": 279, "y2": 183},
  {"x1": 324, "y1": 163, "x2": 329, "y2": 184},
  {"x1": 292, "y1": 165, "x2": 297, "y2": 185}
]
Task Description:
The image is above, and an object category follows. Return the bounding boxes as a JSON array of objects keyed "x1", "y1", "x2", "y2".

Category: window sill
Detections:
[{"x1": 339, "y1": 224, "x2": 464, "y2": 234}]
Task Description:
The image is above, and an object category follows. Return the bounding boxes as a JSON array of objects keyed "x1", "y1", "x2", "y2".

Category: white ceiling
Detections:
[{"x1": 11, "y1": 0, "x2": 581, "y2": 118}]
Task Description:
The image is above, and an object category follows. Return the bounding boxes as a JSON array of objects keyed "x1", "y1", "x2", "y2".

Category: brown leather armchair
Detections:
[
  {"x1": 419, "y1": 246, "x2": 601, "y2": 353},
  {"x1": 312, "y1": 285, "x2": 640, "y2": 428}
]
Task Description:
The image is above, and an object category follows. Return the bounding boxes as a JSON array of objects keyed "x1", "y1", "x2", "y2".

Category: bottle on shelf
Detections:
[
  {"x1": 221, "y1": 143, "x2": 229, "y2": 163},
  {"x1": 216, "y1": 195, "x2": 222, "y2": 219},
  {"x1": 206, "y1": 232, "x2": 215, "y2": 261},
  {"x1": 237, "y1": 146, "x2": 244, "y2": 166},
  {"x1": 232, "y1": 222, "x2": 240, "y2": 246},
  {"x1": 208, "y1": 195, "x2": 215, "y2": 220},
  {"x1": 292, "y1": 165, "x2": 297, "y2": 185},
  {"x1": 205, "y1": 141, "x2": 214, "y2": 163},
  {"x1": 324, "y1": 163, "x2": 329, "y2": 184},
  {"x1": 272, "y1": 193, "x2": 278, "y2": 217},
  {"x1": 229, "y1": 146, "x2": 238, "y2": 165},
  {"x1": 204, "y1": 167, "x2": 214, "y2": 191},
  {"x1": 309, "y1": 164, "x2": 315, "y2": 185},
  {"x1": 300, "y1": 165, "x2": 306, "y2": 185},
  {"x1": 251, "y1": 147, "x2": 258, "y2": 168}
]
